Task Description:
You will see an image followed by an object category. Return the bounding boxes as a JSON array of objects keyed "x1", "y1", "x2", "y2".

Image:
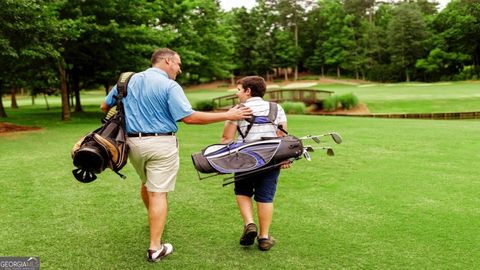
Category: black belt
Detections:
[{"x1": 128, "y1": 132, "x2": 174, "y2": 137}]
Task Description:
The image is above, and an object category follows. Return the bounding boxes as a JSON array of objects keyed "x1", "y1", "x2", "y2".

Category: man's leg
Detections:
[
  {"x1": 257, "y1": 202, "x2": 273, "y2": 238},
  {"x1": 141, "y1": 184, "x2": 149, "y2": 209},
  {"x1": 236, "y1": 195, "x2": 254, "y2": 225},
  {"x1": 148, "y1": 191, "x2": 168, "y2": 250}
]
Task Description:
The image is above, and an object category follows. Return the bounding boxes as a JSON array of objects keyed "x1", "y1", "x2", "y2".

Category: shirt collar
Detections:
[
  {"x1": 245, "y1": 97, "x2": 263, "y2": 103},
  {"x1": 147, "y1": 67, "x2": 169, "y2": 78}
]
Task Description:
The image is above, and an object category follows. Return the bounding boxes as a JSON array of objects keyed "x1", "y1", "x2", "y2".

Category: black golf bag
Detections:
[{"x1": 71, "y1": 72, "x2": 134, "y2": 183}]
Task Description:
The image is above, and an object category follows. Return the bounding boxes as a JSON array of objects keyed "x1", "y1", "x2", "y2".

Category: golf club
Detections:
[{"x1": 300, "y1": 132, "x2": 342, "y2": 145}]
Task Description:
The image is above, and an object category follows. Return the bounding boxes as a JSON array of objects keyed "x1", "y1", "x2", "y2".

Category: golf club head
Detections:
[
  {"x1": 330, "y1": 132, "x2": 342, "y2": 144},
  {"x1": 303, "y1": 150, "x2": 312, "y2": 161},
  {"x1": 312, "y1": 137, "x2": 321, "y2": 143},
  {"x1": 304, "y1": 146, "x2": 315, "y2": 152},
  {"x1": 326, "y1": 148, "x2": 335, "y2": 156},
  {"x1": 72, "y1": 168, "x2": 97, "y2": 183}
]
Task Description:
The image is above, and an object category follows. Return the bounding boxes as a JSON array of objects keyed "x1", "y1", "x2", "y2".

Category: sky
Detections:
[{"x1": 219, "y1": 0, "x2": 451, "y2": 11}]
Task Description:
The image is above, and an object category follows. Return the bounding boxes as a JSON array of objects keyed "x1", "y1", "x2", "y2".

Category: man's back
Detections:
[{"x1": 105, "y1": 67, "x2": 193, "y2": 134}]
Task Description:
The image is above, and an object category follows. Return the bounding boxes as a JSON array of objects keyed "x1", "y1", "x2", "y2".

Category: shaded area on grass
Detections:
[{"x1": 0, "y1": 122, "x2": 42, "y2": 133}]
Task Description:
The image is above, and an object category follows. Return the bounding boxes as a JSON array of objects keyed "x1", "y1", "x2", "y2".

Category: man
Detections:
[
  {"x1": 101, "y1": 48, "x2": 252, "y2": 262},
  {"x1": 221, "y1": 76, "x2": 289, "y2": 251}
]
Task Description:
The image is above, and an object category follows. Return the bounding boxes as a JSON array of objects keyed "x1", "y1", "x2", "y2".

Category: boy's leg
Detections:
[
  {"x1": 235, "y1": 178, "x2": 257, "y2": 246},
  {"x1": 236, "y1": 195, "x2": 255, "y2": 225},
  {"x1": 253, "y1": 168, "x2": 280, "y2": 250},
  {"x1": 257, "y1": 202, "x2": 273, "y2": 238}
]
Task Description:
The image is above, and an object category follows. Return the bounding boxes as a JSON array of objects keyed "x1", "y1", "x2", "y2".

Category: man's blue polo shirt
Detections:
[{"x1": 105, "y1": 68, "x2": 193, "y2": 134}]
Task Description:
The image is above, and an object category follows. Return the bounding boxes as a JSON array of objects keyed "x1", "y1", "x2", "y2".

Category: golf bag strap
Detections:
[
  {"x1": 237, "y1": 102, "x2": 286, "y2": 140},
  {"x1": 267, "y1": 102, "x2": 277, "y2": 123},
  {"x1": 237, "y1": 116, "x2": 255, "y2": 140},
  {"x1": 116, "y1": 72, "x2": 135, "y2": 99}
]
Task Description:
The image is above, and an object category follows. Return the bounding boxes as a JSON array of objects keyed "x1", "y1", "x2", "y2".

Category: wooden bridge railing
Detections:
[{"x1": 212, "y1": 88, "x2": 333, "y2": 109}]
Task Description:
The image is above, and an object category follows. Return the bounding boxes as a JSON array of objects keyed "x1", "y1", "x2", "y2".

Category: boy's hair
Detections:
[
  {"x1": 237, "y1": 76, "x2": 267, "y2": 97},
  {"x1": 151, "y1": 48, "x2": 178, "y2": 65}
]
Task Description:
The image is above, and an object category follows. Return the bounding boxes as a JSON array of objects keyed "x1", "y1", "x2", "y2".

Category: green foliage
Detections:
[
  {"x1": 322, "y1": 95, "x2": 339, "y2": 111},
  {"x1": 194, "y1": 99, "x2": 214, "y2": 111},
  {"x1": 322, "y1": 93, "x2": 359, "y2": 111},
  {"x1": 387, "y1": 3, "x2": 428, "y2": 81},
  {"x1": 337, "y1": 93, "x2": 359, "y2": 110},
  {"x1": 280, "y1": 101, "x2": 306, "y2": 114}
]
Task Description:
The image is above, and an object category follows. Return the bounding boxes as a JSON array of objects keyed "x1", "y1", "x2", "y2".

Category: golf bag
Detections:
[
  {"x1": 71, "y1": 72, "x2": 135, "y2": 183},
  {"x1": 191, "y1": 135, "x2": 303, "y2": 175}
]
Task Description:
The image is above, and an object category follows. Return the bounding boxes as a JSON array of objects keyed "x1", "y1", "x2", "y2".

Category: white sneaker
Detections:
[{"x1": 147, "y1": 243, "x2": 173, "y2": 262}]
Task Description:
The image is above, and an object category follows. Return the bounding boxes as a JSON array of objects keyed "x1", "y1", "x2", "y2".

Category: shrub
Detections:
[
  {"x1": 281, "y1": 102, "x2": 306, "y2": 114},
  {"x1": 322, "y1": 95, "x2": 338, "y2": 111},
  {"x1": 194, "y1": 100, "x2": 214, "y2": 111},
  {"x1": 338, "y1": 93, "x2": 359, "y2": 110}
]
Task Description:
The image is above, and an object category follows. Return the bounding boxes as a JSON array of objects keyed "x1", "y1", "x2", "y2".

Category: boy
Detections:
[{"x1": 221, "y1": 76, "x2": 289, "y2": 251}]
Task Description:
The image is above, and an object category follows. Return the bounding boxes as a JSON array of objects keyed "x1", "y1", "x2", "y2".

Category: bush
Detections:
[
  {"x1": 194, "y1": 100, "x2": 214, "y2": 111},
  {"x1": 338, "y1": 93, "x2": 359, "y2": 110},
  {"x1": 322, "y1": 93, "x2": 359, "y2": 111},
  {"x1": 281, "y1": 102, "x2": 307, "y2": 114},
  {"x1": 322, "y1": 95, "x2": 338, "y2": 111}
]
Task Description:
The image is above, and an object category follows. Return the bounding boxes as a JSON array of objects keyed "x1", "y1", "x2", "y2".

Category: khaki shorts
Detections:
[{"x1": 127, "y1": 136, "x2": 179, "y2": 192}]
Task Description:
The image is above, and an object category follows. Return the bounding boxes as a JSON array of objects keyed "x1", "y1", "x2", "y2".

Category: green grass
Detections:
[
  {"x1": 311, "y1": 81, "x2": 480, "y2": 113},
  {"x1": 1, "y1": 104, "x2": 479, "y2": 269}
]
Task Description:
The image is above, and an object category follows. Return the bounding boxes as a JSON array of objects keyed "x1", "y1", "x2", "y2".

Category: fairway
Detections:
[
  {"x1": 310, "y1": 81, "x2": 480, "y2": 113},
  {"x1": 1, "y1": 106, "x2": 479, "y2": 269}
]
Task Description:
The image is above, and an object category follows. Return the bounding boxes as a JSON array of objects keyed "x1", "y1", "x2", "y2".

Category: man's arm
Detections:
[
  {"x1": 181, "y1": 105, "x2": 252, "y2": 125},
  {"x1": 100, "y1": 101, "x2": 110, "y2": 113},
  {"x1": 101, "y1": 85, "x2": 118, "y2": 113}
]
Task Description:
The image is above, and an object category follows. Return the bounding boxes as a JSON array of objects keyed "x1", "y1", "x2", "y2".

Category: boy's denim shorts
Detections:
[{"x1": 234, "y1": 168, "x2": 280, "y2": 203}]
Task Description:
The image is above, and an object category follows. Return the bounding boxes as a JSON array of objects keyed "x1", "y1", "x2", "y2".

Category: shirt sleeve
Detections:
[
  {"x1": 104, "y1": 85, "x2": 118, "y2": 107},
  {"x1": 276, "y1": 104, "x2": 287, "y2": 124},
  {"x1": 167, "y1": 82, "x2": 194, "y2": 121},
  {"x1": 226, "y1": 120, "x2": 238, "y2": 126}
]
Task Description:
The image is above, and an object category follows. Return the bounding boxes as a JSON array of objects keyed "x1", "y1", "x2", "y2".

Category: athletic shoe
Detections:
[
  {"x1": 258, "y1": 236, "x2": 275, "y2": 251},
  {"x1": 147, "y1": 243, "x2": 173, "y2": 262},
  {"x1": 239, "y1": 223, "x2": 258, "y2": 246}
]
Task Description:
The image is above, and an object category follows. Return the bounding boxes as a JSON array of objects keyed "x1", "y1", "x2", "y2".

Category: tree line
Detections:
[{"x1": 1, "y1": 0, "x2": 478, "y2": 119}]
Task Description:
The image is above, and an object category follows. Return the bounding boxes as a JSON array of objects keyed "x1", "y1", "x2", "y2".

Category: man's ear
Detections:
[{"x1": 245, "y1": 88, "x2": 252, "y2": 95}]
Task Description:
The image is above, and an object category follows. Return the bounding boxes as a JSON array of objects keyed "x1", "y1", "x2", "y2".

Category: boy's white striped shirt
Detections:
[{"x1": 229, "y1": 97, "x2": 287, "y2": 142}]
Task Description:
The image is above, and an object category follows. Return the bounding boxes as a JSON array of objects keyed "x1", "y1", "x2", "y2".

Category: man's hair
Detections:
[
  {"x1": 237, "y1": 76, "x2": 267, "y2": 97},
  {"x1": 151, "y1": 48, "x2": 178, "y2": 65}
]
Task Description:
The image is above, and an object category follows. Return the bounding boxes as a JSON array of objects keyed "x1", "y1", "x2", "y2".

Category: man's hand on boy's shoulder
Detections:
[{"x1": 226, "y1": 105, "x2": 253, "y2": 121}]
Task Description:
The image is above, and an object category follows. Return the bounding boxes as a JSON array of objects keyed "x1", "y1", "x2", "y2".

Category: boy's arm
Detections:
[
  {"x1": 277, "y1": 122, "x2": 291, "y2": 169},
  {"x1": 221, "y1": 121, "x2": 237, "y2": 144},
  {"x1": 277, "y1": 122, "x2": 288, "y2": 137}
]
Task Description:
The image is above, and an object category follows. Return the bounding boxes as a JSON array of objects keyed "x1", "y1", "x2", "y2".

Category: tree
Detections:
[
  {"x1": 273, "y1": 30, "x2": 300, "y2": 80},
  {"x1": 59, "y1": 0, "x2": 175, "y2": 112},
  {"x1": 387, "y1": 3, "x2": 428, "y2": 82},
  {"x1": 266, "y1": 0, "x2": 312, "y2": 80},
  {"x1": 434, "y1": 0, "x2": 480, "y2": 79},
  {"x1": 316, "y1": 0, "x2": 355, "y2": 78},
  {"x1": 0, "y1": 0, "x2": 64, "y2": 118}
]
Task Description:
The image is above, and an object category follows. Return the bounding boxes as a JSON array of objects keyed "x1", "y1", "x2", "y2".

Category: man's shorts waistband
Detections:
[{"x1": 127, "y1": 132, "x2": 175, "y2": 137}]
